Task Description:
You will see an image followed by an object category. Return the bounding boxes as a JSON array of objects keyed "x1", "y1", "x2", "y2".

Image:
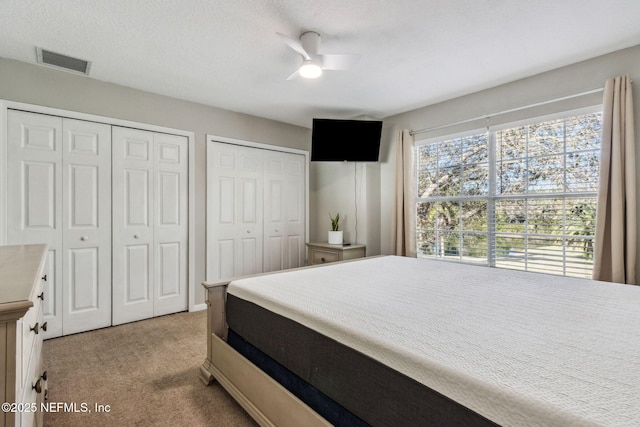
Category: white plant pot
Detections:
[{"x1": 328, "y1": 230, "x2": 343, "y2": 245}]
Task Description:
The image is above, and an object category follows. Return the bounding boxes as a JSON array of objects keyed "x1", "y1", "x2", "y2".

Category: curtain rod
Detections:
[{"x1": 410, "y1": 87, "x2": 604, "y2": 136}]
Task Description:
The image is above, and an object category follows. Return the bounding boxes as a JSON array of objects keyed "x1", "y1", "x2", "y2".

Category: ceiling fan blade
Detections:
[
  {"x1": 277, "y1": 32, "x2": 311, "y2": 60},
  {"x1": 286, "y1": 69, "x2": 299, "y2": 80},
  {"x1": 321, "y1": 54, "x2": 361, "y2": 71}
]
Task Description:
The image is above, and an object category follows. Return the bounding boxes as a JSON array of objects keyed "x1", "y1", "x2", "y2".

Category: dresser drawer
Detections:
[
  {"x1": 306, "y1": 242, "x2": 366, "y2": 266},
  {"x1": 20, "y1": 343, "x2": 46, "y2": 427},
  {"x1": 19, "y1": 285, "x2": 44, "y2": 395},
  {"x1": 311, "y1": 249, "x2": 340, "y2": 265},
  {"x1": 21, "y1": 301, "x2": 43, "y2": 356}
]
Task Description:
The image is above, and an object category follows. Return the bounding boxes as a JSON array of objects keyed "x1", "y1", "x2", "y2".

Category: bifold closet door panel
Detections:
[
  {"x1": 7, "y1": 110, "x2": 64, "y2": 338},
  {"x1": 112, "y1": 126, "x2": 154, "y2": 325},
  {"x1": 61, "y1": 118, "x2": 112, "y2": 335},
  {"x1": 7, "y1": 112, "x2": 113, "y2": 337},
  {"x1": 263, "y1": 150, "x2": 306, "y2": 272},
  {"x1": 112, "y1": 128, "x2": 188, "y2": 323},
  {"x1": 207, "y1": 143, "x2": 264, "y2": 281},
  {"x1": 235, "y1": 145, "x2": 264, "y2": 277},
  {"x1": 207, "y1": 142, "x2": 236, "y2": 281},
  {"x1": 153, "y1": 133, "x2": 188, "y2": 317}
]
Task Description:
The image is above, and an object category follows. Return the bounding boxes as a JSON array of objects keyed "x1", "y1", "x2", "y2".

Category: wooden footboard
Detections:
[{"x1": 199, "y1": 278, "x2": 331, "y2": 427}]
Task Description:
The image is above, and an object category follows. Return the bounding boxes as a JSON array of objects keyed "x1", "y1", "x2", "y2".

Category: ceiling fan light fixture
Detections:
[
  {"x1": 278, "y1": 31, "x2": 358, "y2": 80},
  {"x1": 299, "y1": 60, "x2": 322, "y2": 79}
]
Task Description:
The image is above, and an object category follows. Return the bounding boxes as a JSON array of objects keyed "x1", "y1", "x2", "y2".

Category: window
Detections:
[{"x1": 416, "y1": 110, "x2": 602, "y2": 278}]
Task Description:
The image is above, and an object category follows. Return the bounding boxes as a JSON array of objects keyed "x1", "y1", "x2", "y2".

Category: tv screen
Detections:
[{"x1": 311, "y1": 118, "x2": 382, "y2": 162}]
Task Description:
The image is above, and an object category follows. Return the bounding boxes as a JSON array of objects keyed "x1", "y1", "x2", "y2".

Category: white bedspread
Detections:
[{"x1": 228, "y1": 256, "x2": 640, "y2": 426}]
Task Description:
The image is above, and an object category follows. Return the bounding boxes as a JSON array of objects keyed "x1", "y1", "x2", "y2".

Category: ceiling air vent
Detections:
[{"x1": 36, "y1": 47, "x2": 91, "y2": 75}]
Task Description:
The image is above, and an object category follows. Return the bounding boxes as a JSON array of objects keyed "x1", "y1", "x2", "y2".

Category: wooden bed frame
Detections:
[{"x1": 199, "y1": 266, "x2": 334, "y2": 427}]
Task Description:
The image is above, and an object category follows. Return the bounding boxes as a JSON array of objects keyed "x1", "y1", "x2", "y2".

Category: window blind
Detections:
[{"x1": 415, "y1": 110, "x2": 601, "y2": 278}]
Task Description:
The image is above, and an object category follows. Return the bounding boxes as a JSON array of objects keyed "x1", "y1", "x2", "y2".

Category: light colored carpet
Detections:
[{"x1": 42, "y1": 310, "x2": 257, "y2": 426}]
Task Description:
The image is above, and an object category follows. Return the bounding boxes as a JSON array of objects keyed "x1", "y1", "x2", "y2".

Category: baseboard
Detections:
[{"x1": 190, "y1": 303, "x2": 207, "y2": 312}]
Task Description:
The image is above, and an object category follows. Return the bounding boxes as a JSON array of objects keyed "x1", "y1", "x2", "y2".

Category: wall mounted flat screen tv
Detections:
[{"x1": 311, "y1": 118, "x2": 383, "y2": 162}]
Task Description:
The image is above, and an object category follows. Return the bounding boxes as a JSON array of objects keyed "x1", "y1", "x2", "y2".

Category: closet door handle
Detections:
[
  {"x1": 38, "y1": 292, "x2": 44, "y2": 300},
  {"x1": 42, "y1": 274, "x2": 47, "y2": 282},
  {"x1": 30, "y1": 323, "x2": 40, "y2": 334},
  {"x1": 33, "y1": 379, "x2": 42, "y2": 394},
  {"x1": 42, "y1": 322, "x2": 48, "y2": 332},
  {"x1": 134, "y1": 234, "x2": 140, "y2": 239},
  {"x1": 80, "y1": 235, "x2": 88, "y2": 241}
]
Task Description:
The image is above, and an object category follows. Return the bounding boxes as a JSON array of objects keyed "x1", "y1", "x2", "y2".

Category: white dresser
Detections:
[{"x1": 0, "y1": 244, "x2": 48, "y2": 427}]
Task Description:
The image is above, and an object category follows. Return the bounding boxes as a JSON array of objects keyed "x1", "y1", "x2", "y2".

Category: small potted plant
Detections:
[{"x1": 328, "y1": 212, "x2": 343, "y2": 244}]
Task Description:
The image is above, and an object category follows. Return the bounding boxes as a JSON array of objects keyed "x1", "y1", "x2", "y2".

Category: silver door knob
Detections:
[
  {"x1": 134, "y1": 234, "x2": 140, "y2": 239},
  {"x1": 80, "y1": 236, "x2": 88, "y2": 241}
]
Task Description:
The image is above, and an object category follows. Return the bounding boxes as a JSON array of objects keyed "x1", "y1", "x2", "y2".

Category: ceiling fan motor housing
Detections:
[{"x1": 300, "y1": 31, "x2": 321, "y2": 57}]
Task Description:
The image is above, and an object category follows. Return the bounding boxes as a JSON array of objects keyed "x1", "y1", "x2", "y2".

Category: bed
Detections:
[{"x1": 200, "y1": 256, "x2": 640, "y2": 426}]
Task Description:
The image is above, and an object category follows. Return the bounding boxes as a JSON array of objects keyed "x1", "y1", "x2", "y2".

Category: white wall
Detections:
[
  {"x1": 377, "y1": 44, "x2": 640, "y2": 274},
  {"x1": 310, "y1": 161, "x2": 381, "y2": 254},
  {"x1": 0, "y1": 57, "x2": 311, "y2": 306}
]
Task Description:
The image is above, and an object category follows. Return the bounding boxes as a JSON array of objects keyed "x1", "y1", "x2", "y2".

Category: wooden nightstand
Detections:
[{"x1": 306, "y1": 242, "x2": 366, "y2": 265}]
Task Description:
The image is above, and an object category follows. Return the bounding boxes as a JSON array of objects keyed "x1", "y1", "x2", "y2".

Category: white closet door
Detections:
[
  {"x1": 263, "y1": 154, "x2": 284, "y2": 272},
  {"x1": 7, "y1": 110, "x2": 63, "y2": 338},
  {"x1": 207, "y1": 142, "x2": 263, "y2": 280},
  {"x1": 283, "y1": 153, "x2": 306, "y2": 269},
  {"x1": 153, "y1": 133, "x2": 188, "y2": 316},
  {"x1": 61, "y1": 119, "x2": 112, "y2": 334},
  {"x1": 112, "y1": 127, "x2": 154, "y2": 325},
  {"x1": 263, "y1": 150, "x2": 306, "y2": 272},
  {"x1": 236, "y1": 145, "x2": 264, "y2": 276}
]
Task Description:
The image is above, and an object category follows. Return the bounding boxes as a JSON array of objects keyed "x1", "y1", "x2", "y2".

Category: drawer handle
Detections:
[
  {"x1": 42, "y1": 274, "x2": 47, "y2": 282},
  {"x1": 42, "y1": 322, "x2": 48, "y2": 332},
  {"x1": 33, "y1": 378, "x2": 42, "y2": 394},
  {"x1": 321, "y1": 257, "x2": 326, "y2": 263},
  {"x1": 30, "y1": 322, "x2": 40, "y2": 335},
  {"x1": 41, "y1": 371, "x2": 48, "y2": 381},
  {"x1": 38, "y1": 292, "x2": 45, "y2": 300}
]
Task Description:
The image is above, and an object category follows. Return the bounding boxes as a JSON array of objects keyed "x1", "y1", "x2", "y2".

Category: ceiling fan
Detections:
[{"x1": 277, "y1": 31, "x2": 360, "y2": 80}]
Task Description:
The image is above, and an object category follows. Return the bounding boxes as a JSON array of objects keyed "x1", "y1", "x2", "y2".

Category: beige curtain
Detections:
[
  {"x1": 392, "y1": 129, "x2": 417, "y2": 257},
  {"x1": 593, "y1": 75, "x2": 636, "y2": 284}
]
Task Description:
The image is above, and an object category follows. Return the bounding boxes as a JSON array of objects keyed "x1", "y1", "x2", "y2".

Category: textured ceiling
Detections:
[{"x1": 1, "y1": 0, "x2": 640, "y2": 128}]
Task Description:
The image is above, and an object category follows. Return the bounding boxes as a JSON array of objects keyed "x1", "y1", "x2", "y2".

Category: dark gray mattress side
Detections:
[{"x1": 226, "y1": 294, "x2": 497, "y2": 427}]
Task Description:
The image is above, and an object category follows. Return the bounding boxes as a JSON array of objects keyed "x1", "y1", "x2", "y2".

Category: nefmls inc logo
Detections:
[{"x1": 41, "y1": 402, "x2": 90, "y2": 413}]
